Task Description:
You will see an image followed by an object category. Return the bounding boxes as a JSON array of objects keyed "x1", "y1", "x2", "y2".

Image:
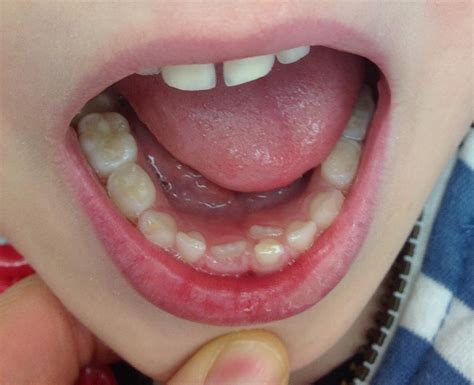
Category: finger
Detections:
[
  {"x1": 167, "y1": 329, "x2": 289, "y2": 385},
  {"x1": 0, "y1": 275, "x2": 116, "y2": 385}
]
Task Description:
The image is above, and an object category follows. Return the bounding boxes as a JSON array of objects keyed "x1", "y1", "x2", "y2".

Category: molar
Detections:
[
  {"x1": 254, "y1": 239, "x2": 284, "y2": 266},
  {"x1": 161, "y1": 63, "x2": 216, "y2": 91},
  {"x1": 106, "y1": 162, "x2": 156, "y2": 220},
  {"x1": 342, "y1": 85, "x2": 375, "y2": 141},
  {"x1": 223, "y1": 54, "x2": 275, "y2": 86},
  {"x1": 309, "y1": 190, "x2": 345, "y2": 231},
  {"x1": 285, "y1": 220, "x2": 317, "y2": 252},
  {"x1": 321, "y1": 138, "x2": 361, "y2": 189},
  {"x1": 138, "y1": 210, "x2": 177, "y2": 249},
  {"x1": 276, "y1": 46, "x2": 310, "y2": 64},
  {"x1": 78, "y1": 112, "x2": 137, "y2": 177},
  {"x1": 72, "y1": 91, "x2": 121, "y2": 126},
  {"x1": 210, "y1": 240, "x2": 247, "y2": 259},
  {"x1": 176, "y1": 231, "x2": 207, "y2": 262}
]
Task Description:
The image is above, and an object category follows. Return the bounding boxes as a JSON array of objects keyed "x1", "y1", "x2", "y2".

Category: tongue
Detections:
[{"x1": 116, "y1": 47, "x2": 364, "y2": 192}]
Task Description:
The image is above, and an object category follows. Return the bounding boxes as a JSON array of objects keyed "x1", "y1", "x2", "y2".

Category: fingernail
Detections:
[{"x1": 204, "y1": 340, "x2": 286, "y2": 385}]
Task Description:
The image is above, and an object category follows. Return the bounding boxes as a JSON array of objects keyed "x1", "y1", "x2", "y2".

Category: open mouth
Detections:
[{"x1": 62, "y1": 33, "x2": 391, "y2": 325}]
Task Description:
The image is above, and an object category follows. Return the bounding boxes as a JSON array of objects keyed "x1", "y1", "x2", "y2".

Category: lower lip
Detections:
[{"x1": 60, "y1": 76, "x2": 391, "y2": 326}]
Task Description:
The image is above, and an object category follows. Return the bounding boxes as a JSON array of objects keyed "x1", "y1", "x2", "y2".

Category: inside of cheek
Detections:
[{"x1": 71, "y1": 52, "x2": 379, "y2": 276}]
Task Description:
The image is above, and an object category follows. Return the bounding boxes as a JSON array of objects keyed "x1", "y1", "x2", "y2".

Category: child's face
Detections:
[{"x1": 1, "y1": 1, "x2": 471, "y2": 380}]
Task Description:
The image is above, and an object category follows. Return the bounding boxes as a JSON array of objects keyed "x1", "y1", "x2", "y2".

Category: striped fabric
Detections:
[{"x1": 372, "y1": 128, "x2": 474, "y2": 385}]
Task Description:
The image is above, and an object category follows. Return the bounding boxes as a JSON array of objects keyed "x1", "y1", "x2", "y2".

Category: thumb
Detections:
[
  {"x1": 0, "y1": 275, "x2": 117, "y2": 385},
  {"x1": 167, "y1": 329, "x2": 289, "y2": 385}
]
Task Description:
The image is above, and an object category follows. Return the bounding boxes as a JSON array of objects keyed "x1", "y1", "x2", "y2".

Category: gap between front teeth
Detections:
[
  {"x1": 75, "y1": 83, "x2": 373, "y2": 273},
  {"x1": 136, "y1": 45, "x2": 311, "y2": 91}
]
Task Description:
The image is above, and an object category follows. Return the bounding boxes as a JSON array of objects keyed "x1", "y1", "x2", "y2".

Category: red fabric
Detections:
[
  {"x1": 0, "y1": 244, "x2": 117, "y2": 385},
  {"x1": 0, "y1": 245, "x2": 35, "y2": 294},
  {"x1": 76, "y1": 366, "x2": 118, "y2": 385}
]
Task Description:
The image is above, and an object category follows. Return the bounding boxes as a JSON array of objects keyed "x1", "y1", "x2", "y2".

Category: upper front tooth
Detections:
[
  {"x1": 223, "y1": 54, "x2": 275, "y2": 86},
  {"x1": 276, "y1": 46, "x2": 310, "y2": 64},
  {"x1": 78, "y1": 113, "x2": 137, "y2": 177},
  {"x1": 321, "y1": 138, "x2": 361, "y2": 189},
  {"x1": 161, "y1": 63, "x2": 216, "y2": 91},
  {"x1": 107, "y1": 163, "x2": 156, "y2": 220},
  {"x1": 343, "y1": 85, "x2": 375, "y2": 141}
]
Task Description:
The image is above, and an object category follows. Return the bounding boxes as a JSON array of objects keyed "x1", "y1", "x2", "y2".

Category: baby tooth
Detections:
[
  {"x1": 78, "y1": 113, "x2": 137, "y2": 177},
  {"x1": 321, "y1": 138, "x2": 361, "y2": 189},
  {"x1": 211, "y1": 240, "x2": 247, "y2": 259},
  {"x1": 161, "y1": 63, "x2": 216, "y2": 91},
  {"x1": 223, "y1": 54, "x2": 275, "y2": 86},
  {"x1": 254, "y1": 239, "x2": 284, "y2": 266},
  {"x1": 138, "y1": 210, "x2": 177, "y2": 249},
  {"x1": 285, "y1": 221, "x2": 317, "y2": 252},
  {"x1": 276, "y1": 46, "x2": 310, "y2": 64},
  {"x1": 343, "y1": 85, "x2": 375, "y2": 141},
  {"x1": 79, "y1": 112, "x2": 130, "y2": 136},
  {"x1": 248, "y1": 225, "x2": 284, "y2": 240},
  {"x1": 176, "y1": 231, "x2": 207, "y2": 262},
  {"x1": 309, "y1": 190, "x2": 344, "y2": 231},
  {"x1": 107, "y1": 163, "x2": 156, "y2": 220},
  {"x1": 137, "y1": 67, "x2": 161, "y2": 76}
]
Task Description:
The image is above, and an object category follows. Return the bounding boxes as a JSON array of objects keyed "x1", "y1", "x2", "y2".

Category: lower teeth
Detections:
[{"x1": 74, "y1": 83, "x2": 374, "y2": 275}]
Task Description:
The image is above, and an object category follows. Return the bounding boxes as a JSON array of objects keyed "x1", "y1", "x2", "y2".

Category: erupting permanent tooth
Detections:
[
  {"x1": 176, "y1": 231, "x2": 207, "y2": 263},
  {"x1": 309, "y1": 190, "x2": 345, "y2": 231},
  {"x1": 161, "y1": 64, "x2": 216, "y2": 91},
  {"x1": 254, "y1": 239, "x2": 284, "y2": 266},
  {"x1": 223, "y1": 54, "x2": 275, "y2": 86},
  {"x1": 72, "y1": 91, "x2": 121, "y2": 126},
  {"x1": 78, "y1": 112, "x2": 137, "y2": 177},
  {"x1": 138, "y1": 210, "x2": 177, "y2": 249},
  {"x1": 321, "y1": 139, "x2": 361, "y2": 189},
  {"x1": 248, "y1": 225, "x2": 284, "y2": 240},
  {"x1": 276, "y1": 46, "x2": 310, "y2": 64},
  {"x1": 210, "y1": 240, "x2": 247, "y2": 259},
  {"x1": 343, "y1": 85, "x2": 375, "y2": 141},
  {"x1": 285, "y1": 221, "x2": 317, "y2": 252},
  {"x1": 136, "y1": 67, "x2": 161, "y2": 76},
  {"x1": 106, "y1": 163, "x2": 156, "y2": 220}
]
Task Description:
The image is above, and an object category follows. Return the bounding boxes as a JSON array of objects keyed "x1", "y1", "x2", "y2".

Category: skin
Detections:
[{"x1": 0, "y1": 1, "x2": 472, "y2": 383}]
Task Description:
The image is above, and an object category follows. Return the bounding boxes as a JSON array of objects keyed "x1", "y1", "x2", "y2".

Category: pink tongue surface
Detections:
[{"x1": 117, "y1": 47, "x2": 364, "y2": 192}]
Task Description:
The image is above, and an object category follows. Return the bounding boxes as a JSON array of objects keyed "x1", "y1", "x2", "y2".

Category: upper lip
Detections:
[{"x1": 56, "y1": 14, "x2": 393, "y2": 325}]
